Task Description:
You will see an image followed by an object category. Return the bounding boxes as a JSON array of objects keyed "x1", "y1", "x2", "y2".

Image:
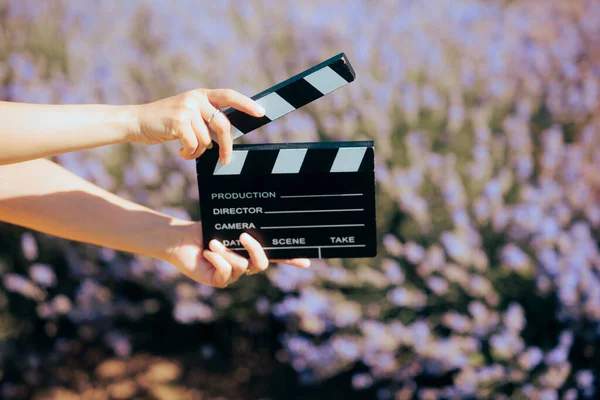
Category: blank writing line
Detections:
[
  {"x1": 280, "y1": 193, "x2": 363, "y2": 199},
  {"x1": 261, "y1": 224, "x2": 365, "y2": 229},
  {"x1": 229, "y1": 244, "x2": 366, "y2": 251},
  {"x1": 265, "y1": 208, "x2": 364, "y2": 214}
]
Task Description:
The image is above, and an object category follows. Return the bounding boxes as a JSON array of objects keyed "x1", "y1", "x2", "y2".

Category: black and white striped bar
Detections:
[
  {"x1": 214, "y1": 53, "x2": 355, "y2": 143},
  {"x1": 196, "y1": 141, "x2": 376, "y2": 259}
]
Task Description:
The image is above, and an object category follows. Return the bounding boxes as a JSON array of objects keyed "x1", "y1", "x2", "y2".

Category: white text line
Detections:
[
  {"x1": 261, "y1": 224, "x2": 364, "y2": 229},
  {"x1": 280, "y1": 193, "x2": 363, "y2": 199},
  {"x1": 264, "y1": 208, "x2": 364, "y2": 214},
  {"x1": 228, "y1": 244, "x2": 366, "y2": 251}
]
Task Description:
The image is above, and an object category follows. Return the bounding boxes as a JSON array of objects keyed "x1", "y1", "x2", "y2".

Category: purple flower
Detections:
[
  {"x1": 333, "y1": 301, "x2": 362, "y2": 328},
  {"x1": 501, "y1": 244, "x2": 531, "y2": 274},
  {"x1": 382, "y1": 259, "x2": 405, "y2": 284},
  {"x1": 29, "y1": 264, "x2": 57, "y2": 288},
  {"x1": 426, "y1": 276, "x2": 449, "y2": 295},
  {"x1": 503, "y1": 303, "x2": 525, "y2": 333},
  {"x1": 441, "y1": 232, "x2": 471, "y2": 266},
  {"x1": 21, "y1": 232, "x2": 38, "y2": 261},
  {"x1": 331, "y1": 335, "x2": 361, "y2": 362},
  {"x1": 51, "y1": 295, "x2": 72, "y2": 315},
  {"x1": 352, "y1": 373, "x2": 373, "y2": 390},
  {"x1": 3, "y1": 273, "x2": 46, "y2": 302},
  {"x1": 517, "y1": 347, "x2": 544, "y2": 371},
  {"x1": 255, "y1": 296, "x2": 270, "y2": 315},
  {"x1": 173, "y1": 300, "x2": 213, "y2": 324},
  {"x1": 442, "y1": 312, "x2": 471, "y2": 334}
]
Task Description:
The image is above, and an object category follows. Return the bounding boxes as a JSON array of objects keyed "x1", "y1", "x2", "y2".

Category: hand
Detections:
[
  {"x1": 133, "y1": 89, "x2": 265, "y2": 164},
  {"x1": 164, "y1": 221, "x2": 310, "y2": 287}
]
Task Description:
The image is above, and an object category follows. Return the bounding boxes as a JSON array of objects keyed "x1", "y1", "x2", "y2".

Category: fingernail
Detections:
[
  {"x1": 207, "y1": 142, "x2": 213, "y2": 149},
  {"x1": 240, "y1": 232, "x2": 251, "y2": 241},
  {"x1": 220, "y1": 156, "x2": 230, "y2": 165},
  {"x1": 210, "y1": 239, "x2": 225, "y2": 251},
  {"x1": 255, "y1": 104, "x2": 266, "y2": 116}
]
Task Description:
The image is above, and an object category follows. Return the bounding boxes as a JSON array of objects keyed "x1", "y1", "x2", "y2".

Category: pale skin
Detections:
[{"x1": 0, "y1": 89, "x2": 310, "y2": 287}]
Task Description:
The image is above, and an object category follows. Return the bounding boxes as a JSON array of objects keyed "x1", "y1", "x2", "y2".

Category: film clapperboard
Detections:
[{"x1": 196, "y1": 53, "x2": 376, "y2": 259}]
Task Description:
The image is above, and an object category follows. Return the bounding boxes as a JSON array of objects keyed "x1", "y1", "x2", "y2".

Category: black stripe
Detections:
[
  {"x1": 329, "y1": 57, "x2": 355, "y2": 83},
  {"x1": 226, "y1": 112, "x2": 271, "y2": 134},
  {"x1": 357, "y1": 147, "x2": 374, "y2": 173},
  {"x1": 226, "y1": 53, "x2": 350, "y2": 103},
  {"x1": 299, "y1": 148, "x2": 338, "y2": 174},
  {"x1": 275, "y1": 78, "x2": 324, "y2": 109},
  {"x1": 221, "y1": 53, "x2": 355, "y2": 139},
  {"x1": 196, "y1": 146, "x2": 220, "y2": 177},
  {"x1": 239, "y1": 148, "x2": 279, "y2": 176}
]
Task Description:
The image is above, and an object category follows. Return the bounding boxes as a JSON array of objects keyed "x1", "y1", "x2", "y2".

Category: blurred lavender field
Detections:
[{"x1": 1, "y1": 0, "x2": 600, "y2": 399}]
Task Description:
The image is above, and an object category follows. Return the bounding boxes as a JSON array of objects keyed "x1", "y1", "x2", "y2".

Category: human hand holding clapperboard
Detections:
[{"x1": 196, "y1": 53, "x2": 377, "y2": 259}]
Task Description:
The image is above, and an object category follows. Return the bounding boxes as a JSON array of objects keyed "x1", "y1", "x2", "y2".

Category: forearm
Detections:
[
  {"x1": 0, "y1": 102, "x2": 139, "y2": 165},
  {"x1": 0, "y1": 159, "x2": 191, "y2": 261}
]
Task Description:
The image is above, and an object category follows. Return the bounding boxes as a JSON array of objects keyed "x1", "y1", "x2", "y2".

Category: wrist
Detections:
[
  {"x1": 115, "y1": 105, "x2": 143, "y2": 144},
  {"x1": 147, "y1": 218, "x2": 195, "y2": 263}
]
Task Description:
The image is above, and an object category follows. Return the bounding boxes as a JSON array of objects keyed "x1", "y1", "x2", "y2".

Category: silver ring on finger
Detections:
[
  {"x1": 245, "y1": 269, "x2": 259, "y2": 276},
  {"x1": 207, "y1": 108, "x2": 222, "y2": 125}
]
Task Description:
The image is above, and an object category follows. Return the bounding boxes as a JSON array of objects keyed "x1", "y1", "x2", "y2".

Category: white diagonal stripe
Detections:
[
  {"x1": 272, "y1": 148, "x2": 307, "y2": 174},
  {"x1": 330, "y1": 147, "x2": 367, "y2": 172},
  {"x1": 231, "y1": 127, "x2": 244, "y2": 140},
  {"x1": 213, "y1": 150, "x2": 248, "y2": 175},
  {"x1": 256, "y1": 92, "x2": 295, "y2": 120},
  {"x1": 304, "y1": 66, "x2": 348, "y2": 95}
]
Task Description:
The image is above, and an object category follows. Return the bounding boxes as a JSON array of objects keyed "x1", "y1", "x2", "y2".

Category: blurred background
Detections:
[{"x1": 1, "y1": 0, "x2": 600, "y2": 399}]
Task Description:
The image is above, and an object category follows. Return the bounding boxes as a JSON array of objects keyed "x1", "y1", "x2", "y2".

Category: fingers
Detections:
[
  {"x1": 202, "y1": 234, "x2": 312, "y2": 288},
  {"x1": 207, "y1": 89, "x2": 265, "y2": 118},
  {"x1": 272, "y1": 258, "x2": 312, "y2": 269},
  {"x1": 177, "y1": 124, "x2": 200, "y2": 160},
  {"x1": 208, "y1": 239, "x2": 249, "y2": 282},
  {"x1": 199, "y1": 101, "x2": 232, "y2": 164},
  {"x1": 190, "y1": 88, "x2": 264, "y2": 164},
  {"x1": 239, "y1": 232, "x2": 269, "y2": 274},
  {"x1": 189, "y1": 115, "x2": 212, "y2": 159},
  {"x1": 202, "y1": 250, "x2": 232, "y2": 288}
]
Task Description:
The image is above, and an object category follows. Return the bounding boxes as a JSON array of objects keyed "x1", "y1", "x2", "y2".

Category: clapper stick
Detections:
[{"x1": 212, "y1": 52, "x2": 356, "y2": 143}]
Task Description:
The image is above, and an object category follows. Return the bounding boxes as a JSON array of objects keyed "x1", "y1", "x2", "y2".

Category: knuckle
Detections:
[
  {"x1": 174, "y1": 108, "x2": 190, "y2": 123},
  {"x1": 213, "y1": 88, "x2": 227, "y2": 101},
  {"x1": 223, "y1": 89, "x2": 236, "y2": 101},
  {"x1": 198, "y1": 134, "x2": 212, "y2": 147},
  {"x1": 175, "y1": 119, "x2": 188, "y2": 131},
  {"x1": 190, "y1": 88, "x2": 205, "y2": 98},
  {"x1": 217, "y1": 117, "x2": 231, "y2": 134},
  {"x1": 168, "y1": 121, "x2": 184, "y2": 139},
  {"x1": 181, "y1": 91, "x2": 199, "y2": 106},
  {"x1": 258, "y1": 260, "x2": 269, "y2": 271},
  {"x1": 212, "y1": 279, "x2": 228, "y2": 289}
]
